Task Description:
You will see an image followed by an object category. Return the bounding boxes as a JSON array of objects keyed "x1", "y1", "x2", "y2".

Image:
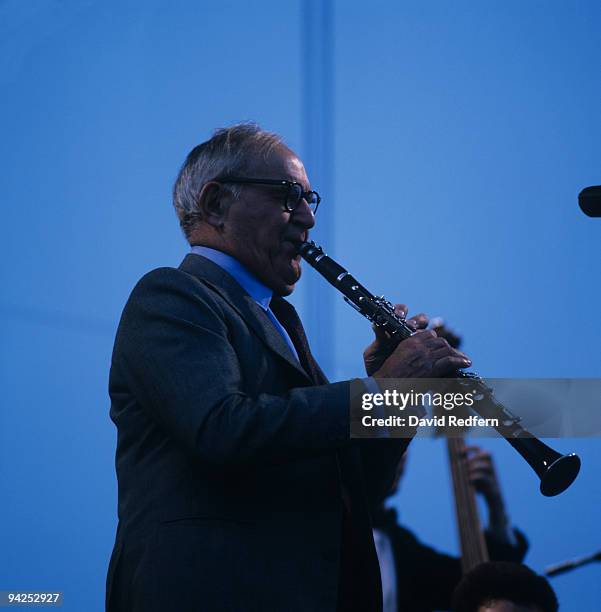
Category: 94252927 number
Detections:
[{"x1": 1, "y1": 592, "x2": 62, "y2": 606}]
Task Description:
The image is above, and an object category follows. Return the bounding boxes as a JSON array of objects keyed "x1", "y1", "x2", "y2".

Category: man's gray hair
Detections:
[{"x1": 173, "y1": 123, "x2": 283, "y2": 239}]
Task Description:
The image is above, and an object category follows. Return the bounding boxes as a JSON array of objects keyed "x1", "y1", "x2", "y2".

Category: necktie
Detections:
[{"x1": 269, "y1": 297, "x2": 327, "y2": 385}]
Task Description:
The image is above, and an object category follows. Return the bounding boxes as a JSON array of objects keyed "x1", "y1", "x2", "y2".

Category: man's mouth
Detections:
[{"x1": 284, "y1": 234, "x2": 308, "y2": 256}]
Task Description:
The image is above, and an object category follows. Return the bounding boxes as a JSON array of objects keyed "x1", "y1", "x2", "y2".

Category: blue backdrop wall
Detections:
[{"x1": 1, "y1": 1, "x2": 599, "y2": 610}]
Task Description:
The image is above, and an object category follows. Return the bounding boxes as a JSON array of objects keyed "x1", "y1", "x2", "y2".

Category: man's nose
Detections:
[{"x1": 291, "y1": 198, "x2": 316, "y2": 230}]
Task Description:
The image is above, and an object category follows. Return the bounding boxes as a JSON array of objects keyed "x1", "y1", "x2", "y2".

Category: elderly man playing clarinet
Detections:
[{"x1": 105, "y1": 123, "x2": 471, "y2": 612}]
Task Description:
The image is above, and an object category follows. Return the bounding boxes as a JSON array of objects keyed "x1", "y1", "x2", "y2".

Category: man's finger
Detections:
[
  {"x1": 413, "y1": 328, "x2": 438, "y2": 339},
  {"x1": 430, "y1": 344, "x2": 470, "y2": 362},
  {"x1": 371, "y1": 323, "x2": 390, "y2": 343},
  {"x1": 407, "y1": 313, "x2": 429, "y2": 330},
  {"x1": 431, "y1": 346, "x2": 457, "y2": 360},
  {"x1": 393, "y1": 304, "x2": 408, "y2": 319},
  {"x1": 432, "y1": 355, "x2": 472, "y2": 376}
]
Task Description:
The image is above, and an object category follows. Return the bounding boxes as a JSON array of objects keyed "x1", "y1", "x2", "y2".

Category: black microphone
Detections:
[
  {"x1": 545, "y1": 549, "x2": 601, "y2": 577},
  {"x1": 578, "y1": 186, "x2": 601, "y2": 217}
]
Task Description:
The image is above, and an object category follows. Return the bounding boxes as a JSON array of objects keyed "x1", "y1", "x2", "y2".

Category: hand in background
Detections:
[{"x1": 464, "y1": 445, "x2": 514, "y2": 541}]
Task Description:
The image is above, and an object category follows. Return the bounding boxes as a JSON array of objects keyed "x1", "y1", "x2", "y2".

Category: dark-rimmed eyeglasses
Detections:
[{"x1": 216, "y1": 177, "x2": 321, "y2": 214}]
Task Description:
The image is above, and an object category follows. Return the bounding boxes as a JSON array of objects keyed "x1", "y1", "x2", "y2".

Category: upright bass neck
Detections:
[
  {"x1": 434, "y1": 321, "x2": 489, "y2": 573},
  {"x1": 447, "y1": 437, "x2": 489, "y2": 573}
]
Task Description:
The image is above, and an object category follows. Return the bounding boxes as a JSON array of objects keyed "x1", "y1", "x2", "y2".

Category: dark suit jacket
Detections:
[{"x1": 106, "y1": 253, "x2": 409, "y2": 612}]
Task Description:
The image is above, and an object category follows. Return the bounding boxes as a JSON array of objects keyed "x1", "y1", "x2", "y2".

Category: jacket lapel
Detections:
[{"x1": 179, "y1": 253, "x2": 311, "y2": 382}]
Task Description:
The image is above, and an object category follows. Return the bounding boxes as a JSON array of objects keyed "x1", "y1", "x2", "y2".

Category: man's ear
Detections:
[{"x1": 196, "y1": 181, "x2": 231, "y2": 230}]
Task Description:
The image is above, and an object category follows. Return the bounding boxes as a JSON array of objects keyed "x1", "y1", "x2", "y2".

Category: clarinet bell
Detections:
[
  {"x1": 539, "y1": 452, "x2": 581, "y2": 497},
  {"x1": 507, "y1": 437, "x2": 581, "y2": 496}
]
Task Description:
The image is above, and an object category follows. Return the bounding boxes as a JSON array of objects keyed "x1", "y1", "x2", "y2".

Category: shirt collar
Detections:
[{"x1": 190, "y1": 246, "x2": 272, "y2": 310}]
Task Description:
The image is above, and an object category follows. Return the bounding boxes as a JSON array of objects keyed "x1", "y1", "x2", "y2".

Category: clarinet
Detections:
[{"x1": 299, "y1": 241, "x2": 581, "y2": 496}]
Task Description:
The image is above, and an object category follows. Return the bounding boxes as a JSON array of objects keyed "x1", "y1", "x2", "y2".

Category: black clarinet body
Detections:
[{"x1": 299, "y1": 241, "x2": 581, "y2": 496}]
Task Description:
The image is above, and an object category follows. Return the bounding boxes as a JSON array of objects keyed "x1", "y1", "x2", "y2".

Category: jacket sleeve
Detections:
[
  {"x1": 359, "y1": 439, "x2": 412, "y2": 504},
  {"x1": 387, "y1": 524, "x2": 463, "y2": 611},
  {"x1": 111, "y1": 268, "x2": 354, "y2": 468},
  {"x1": 485, "y1": 527, "x2": 529, "y2": 563}
]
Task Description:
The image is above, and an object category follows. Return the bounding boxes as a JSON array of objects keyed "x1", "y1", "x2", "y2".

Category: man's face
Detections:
[{"x1": 221, "y1": 145, "x2": 316, "y2": 296}]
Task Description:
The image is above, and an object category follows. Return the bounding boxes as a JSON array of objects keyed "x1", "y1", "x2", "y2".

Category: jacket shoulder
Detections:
[
  {"x1": 132, "y1": 265, "x2": 214, "y2": 295},
  {"x1": 128, "y1": 266, "x2": 225, "y2": 310},
  {"x1": 115, "y1": 266, "x2": 231, "y2": 341}
]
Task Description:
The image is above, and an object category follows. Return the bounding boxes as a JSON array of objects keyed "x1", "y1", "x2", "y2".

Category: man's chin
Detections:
[
  {"x1": 275, "y1": 284, "x2": 296, "y2": 297},
  {"x1": 272, "y1": 261, "x2": 302, "y2": 296}
]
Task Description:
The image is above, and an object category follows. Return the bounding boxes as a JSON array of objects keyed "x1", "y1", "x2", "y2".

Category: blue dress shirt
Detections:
[{"x1": 190, "y1": 246, "x2": 300, "y2": 363}]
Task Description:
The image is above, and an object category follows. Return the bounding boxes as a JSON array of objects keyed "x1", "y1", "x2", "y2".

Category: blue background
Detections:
[{"x1": 1, "y1": 1, "x2": 600, "y2": 610}]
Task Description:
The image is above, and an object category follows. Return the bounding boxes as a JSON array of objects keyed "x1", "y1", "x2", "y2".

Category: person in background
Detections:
[
  {"x1": 452, "y1": 561, "x2": 559, "y2": 612},
  {"x1": 372, "y1": 448, "x2": 529, "y2": 612}
]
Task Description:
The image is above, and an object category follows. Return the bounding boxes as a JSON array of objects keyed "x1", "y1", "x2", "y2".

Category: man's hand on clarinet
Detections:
[
  {"x1": 363, "y1": 304, "x2": 428, "y2": 376},
  {"x1": 365, "y1": 304, "x2": 472, "y2": 379}
]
